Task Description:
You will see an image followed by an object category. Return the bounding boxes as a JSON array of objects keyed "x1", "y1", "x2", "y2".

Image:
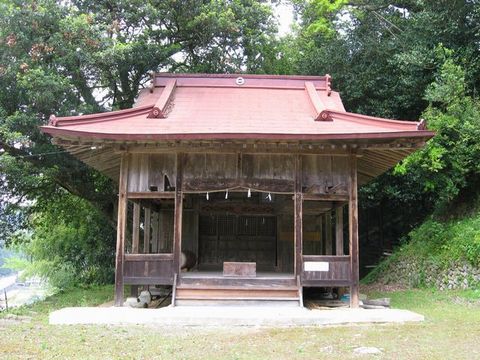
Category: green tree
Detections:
[
  {"x1": 0, "y1": 0, "x2": 279, "y2": 287},
  {"x1": 288, "y1": 1, "x2": 480, "y2": 251},
  {"x1": 396, "y1": 56, "x2": 480, "y2": 213}
]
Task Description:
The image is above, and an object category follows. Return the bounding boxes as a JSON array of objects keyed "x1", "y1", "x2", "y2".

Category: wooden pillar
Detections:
[
  {"x1": 114, "y1": 154, "x2": 129, "y2": 306},
  {"x1": 294, "y1": 155, "x2": 303, "y2": 277},
  {"x1": 349, "y1": 154, "x2": 360, "y2": 308},
  {"x1": 143, "y1": 207, "x2": 151, "y2": 254},
  {"x1": 130, "y1": 202, "x2": 141, "y2": 297},
  {"x1": 317, "y1": 215, "x2": 323, "y2": 255},
  {"x1": 132, "y1": 203, "x2": 140, "y2": 253},
  {"x1": 173, "y1": 153, "x2": 184, "y2": 274},
  {"x1": 335, "y1": 206, "x2": 344, "y2": 255},
  {"x1": 151, "y1": 212, "x2": 159, "y2": 253},
  {"x1": 325, "y1": 212, "x2": 332, "y2": 255}
]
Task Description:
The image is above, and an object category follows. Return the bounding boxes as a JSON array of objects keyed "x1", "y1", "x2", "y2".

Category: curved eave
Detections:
[{"x1": 40, "y1": 126, "x2": 434, "y2": 142}]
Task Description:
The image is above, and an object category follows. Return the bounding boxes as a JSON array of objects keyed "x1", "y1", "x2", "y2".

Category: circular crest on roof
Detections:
[{"x1": 235, "y1": 77, "x2": 245, "y2": 86}]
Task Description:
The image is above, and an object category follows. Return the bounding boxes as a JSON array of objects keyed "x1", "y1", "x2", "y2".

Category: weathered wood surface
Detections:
[
  {"x1": 302, "y1": 155, "x2": 348, "y2": 194},
  {"x1": 349, "y1": 154, "x2": 360, "y2": 308},
  {"x1": 183, "y1": 178, "x2": 294, "y2": 193},
  {"x1": 301, "y1": 255, "x2": 350, "y2": 285},
  {"x1": 325, "y1": 212, "x2": 332, "y2": 255},
  {"x1": 294, "y1": 155, "x2": 303, "y2": 277},
  {"x1": 127, "y1": 192, "x2": 175, "y2": 199},
  {"x1": 124, "y1": 253, "x2": 174, "y2": 285},
  {"x1": 132, "y1": 203, "x2": 140, "y2": 254},
  {"x1": 175, "y1": 288, "x2": 298, "y2": 299},
  {"x1": 143, "y1": 207, "x2": 151, "y2": 254},
  {"x1": 125, "y1": 153, "x2": 352, "y2": 195},
  {"x1": 198, "y1": 214, "x2": 277, "y2": 271},
  {"x1": 223, "y1": 262, "x2": 256, "y2": 277},
  {"x1": 114, "y1": 154, "x2": 129, "y2": 306},
  {"x1": 149, "y1": 153, "x2": 176, "y2": 191},
  {"x1": 335, "y1": 206, "x2": 344, "y2": 255},
  {"x1": 173, "y1": 153, "x2": 184, "y2": 273},
  {"x1": 178, "y1": 276, "x2": 296, "y2": 288},
  {"x1": 127, "y1": 153, "x2": 149, "y2": 192},
  {"x1": 125, "y1": 253, "x2": 174, "y2": 261}
]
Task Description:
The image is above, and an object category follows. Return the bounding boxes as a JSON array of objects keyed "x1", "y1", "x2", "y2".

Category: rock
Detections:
[
  {"x1": 138, "y1": 290, "x2": 152, "y2": 306},
  {"x1": 320, "y1": 345, "x2": 333, "y2": 353},
  {"x1": 124, "y1": 297, "x2": 143, "y2": 308},
  {"x1": 353, "y1": 347, "x2": 382, "y2": 355}
]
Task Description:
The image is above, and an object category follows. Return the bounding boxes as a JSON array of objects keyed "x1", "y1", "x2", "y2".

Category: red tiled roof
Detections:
[{"x1": 41, "y1": 73, "x2": 433, "y2": 142}]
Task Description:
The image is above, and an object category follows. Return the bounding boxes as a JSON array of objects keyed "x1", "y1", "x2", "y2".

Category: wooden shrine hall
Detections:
[{"x1": 41, "y1": 73, "x2": 434, "y2": 307}]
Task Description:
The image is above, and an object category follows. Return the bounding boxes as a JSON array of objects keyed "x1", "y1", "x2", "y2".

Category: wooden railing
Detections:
[
  {"x1": 124, "y1": 253, "x2": 174, "y2": 285},
  {"x1": 301, "y1": 255, "x2": 350, "y2": 286}
]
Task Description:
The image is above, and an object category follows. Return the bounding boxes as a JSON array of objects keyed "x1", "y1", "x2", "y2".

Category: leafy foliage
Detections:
[
  {"x1": 2, "y1": 0, "x2": 480, "y2": 288},
  {"x1": 6, "y1": 194, "x2": 115, "y2": 290},
  {"x1": 0, "y1": 0, "x2": 279, "y2": 287},
  {"x1": 396, "y1": 56, "x2": 480, "y2": 211}
]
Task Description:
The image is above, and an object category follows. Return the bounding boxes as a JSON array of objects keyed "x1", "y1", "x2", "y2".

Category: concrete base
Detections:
[{"x1": 49, "y1": 306, "x2": 424, "y2": 327}]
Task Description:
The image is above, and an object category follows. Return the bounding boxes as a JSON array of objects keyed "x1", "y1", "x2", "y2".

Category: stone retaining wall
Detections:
[{"x1": 376, "y1": 257, "x2": 480, "y2": 290}]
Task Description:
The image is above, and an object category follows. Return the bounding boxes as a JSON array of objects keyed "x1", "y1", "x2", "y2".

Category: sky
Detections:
[{"x1": 274, "y1": 3, "x2": 295, "y2": 36}]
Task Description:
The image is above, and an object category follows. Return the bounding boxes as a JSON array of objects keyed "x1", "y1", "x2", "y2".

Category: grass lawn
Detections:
[{"x1": 1, "y1": 285, "x2": 479, "y2": 359}]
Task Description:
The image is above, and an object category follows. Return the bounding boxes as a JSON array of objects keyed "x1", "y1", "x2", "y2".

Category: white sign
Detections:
[{"x1": 304, "y1": 261, "x2": 329, "y2": 272}]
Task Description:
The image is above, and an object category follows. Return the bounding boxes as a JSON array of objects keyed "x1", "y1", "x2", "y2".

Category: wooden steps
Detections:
[{"x1": 174, "y1": 285, "x2": 302, "y2": 307}]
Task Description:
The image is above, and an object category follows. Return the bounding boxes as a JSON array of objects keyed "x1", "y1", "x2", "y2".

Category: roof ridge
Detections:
[
  {"x1": 153, "y1": 73, "x2": 331, "y2": 81},
  {"x1": 49, "y1": 105, "x2": 153, "y2": 127},
  {"x1": 327, "y1": 110, "x2": 422, "y2": 128}
]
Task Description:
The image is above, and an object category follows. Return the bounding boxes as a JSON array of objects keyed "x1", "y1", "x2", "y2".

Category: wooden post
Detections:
[
  {"x1": 143, "y1": 207, "x2": 151, "y2": 254},
  {"x1": 348, "y1": 154, "x2": 360, "y2": 308},
  {"x1": 132, "y1": 203, "x2": 140, "y2": 253},
  {"x1": 336, "y1": 206, "x2": 344, "y2": 255},
  {"x1": 173, "y1": 153, "x2": 184, "y2": 274},
  {"x1": 151, "y1": 212, "x2": 159, "y2": 253},
  {"x1": 325, "y1": 212, "x2": 332, "y2": 255},
  {"x1": 294, "y1": 155, "x2": 303, "y2": 277},
  {"x1": 114, "y1": 154, "x2": 129, "y2": 306},
  {"x1": 131, "y1": 202, "x2": 141, "y2": 297},
  {"x1": 317, "y1": 214, "x2": 323, "y2": 255}
]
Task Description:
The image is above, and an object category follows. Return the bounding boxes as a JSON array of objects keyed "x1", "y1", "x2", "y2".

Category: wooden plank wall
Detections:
[
  {"x1": 301, "y1": 255, "x2": 350, "y2": 286},
  {"x1": 302, "y1": 155, "x2": 349, "y2": 194},
  {"x1": 126, "y1": 153, "x2": 348, "y2": 194}
]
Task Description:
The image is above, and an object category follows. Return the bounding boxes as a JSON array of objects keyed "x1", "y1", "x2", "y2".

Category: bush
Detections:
[{"x1": 7, "y1": 193, "x2": 115, "y2": 291}]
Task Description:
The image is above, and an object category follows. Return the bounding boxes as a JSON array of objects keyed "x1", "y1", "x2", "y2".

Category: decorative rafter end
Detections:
[
  {"x1": 417, "y1": 118, "x2": 427, "y2": 130},
  {"x1": 49, "y1": 114, "x2": 58, "y2": 126},
  {"x1": 325, "y1": 74, "x2": 332, "y2": 96},
  {"x1": 147, "y1": 79, "x2": 176, "y2": 118},
  {"x1": 316, "y1": 110, "x2": 333, "y2": 122}
]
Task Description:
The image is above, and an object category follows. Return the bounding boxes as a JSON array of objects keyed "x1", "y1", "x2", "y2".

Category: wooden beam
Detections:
[
  {"x1": 148, "y1": 79, "x2": 176, "y2": 118},
  {"x1": 114, "y1": 154, "x2": 129, "y2": 306},
  {"x1": 302, "y1": 194, "x2": 348, "y2": 202},
  {"x1": 125, "y1": 253, "x2": 174, "y2": 261},
  {"x1": 143, "y1": 207, "x2": 151, "y2": 254},
  {"x1": 336, "y1": 206, "x2": 344, "y2": 255},
  {"x1": 325, "y1": 212, "x2": 332, "y2": 255},
  {"x1": 173, "y1": 153, "x2": 184, "y2": 274},
  {"x1": 127, "y1": 191, "x2": 175, "y2": 199},
  {"x1": 132, "y1": 203, "x2": 140, "y2": 254},
  {"x1": 348, "y1": 154, "x2": 360, "y2": 308},
  {"x1": 123, "y1": 144, "x2": 354, "y2": 156},
  {"x1": 294, "y1": 155, "x2": 303, "y2": 277},
  {"x1": 183, "y1": 178, "x2": 294, "y2": 193}
]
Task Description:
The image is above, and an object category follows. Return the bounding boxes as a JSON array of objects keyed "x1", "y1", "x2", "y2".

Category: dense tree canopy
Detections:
[
  {"x1": 1, "y1": 0, "x2": 479, "y2": 287},
  {"x1": 0, "y1": 0, "x2": 280, "y2": 287}
]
